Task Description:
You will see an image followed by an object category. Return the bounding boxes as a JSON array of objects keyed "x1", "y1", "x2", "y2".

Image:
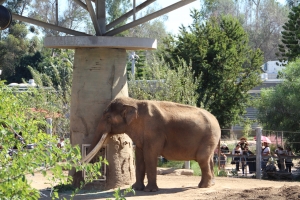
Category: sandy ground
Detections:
[{"x1": 27, "y1": 171, "x2": 300, "y2": 200}]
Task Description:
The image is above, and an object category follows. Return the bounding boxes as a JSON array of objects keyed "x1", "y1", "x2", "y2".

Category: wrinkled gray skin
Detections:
[{"x1": 89, "y1": 97, "x2": 221, "y2": 192}]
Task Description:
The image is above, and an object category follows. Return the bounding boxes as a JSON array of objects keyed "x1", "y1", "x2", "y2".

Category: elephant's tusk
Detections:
[{"x1": 81, "y1": 132, "x2": 108, "y2": 163}]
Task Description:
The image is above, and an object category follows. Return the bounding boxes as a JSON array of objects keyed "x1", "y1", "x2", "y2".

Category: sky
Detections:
[
  {"x1": 153, "y1": 0, "x2": 200, "y2": 34},
  {"x1": 148, "y1": 0, "x2": 286, "y2": 35}
]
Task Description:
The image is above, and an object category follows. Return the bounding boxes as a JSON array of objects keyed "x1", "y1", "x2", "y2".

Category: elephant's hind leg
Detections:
[
  {"x1": 196, "y1": 152, "x2": 215, "y2": 188},
  {"x1": 209, "y1": 155, "x2": 215, "y2": 185}
]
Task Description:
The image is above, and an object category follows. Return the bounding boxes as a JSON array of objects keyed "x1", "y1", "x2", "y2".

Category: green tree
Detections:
[
  {"x1": 106, "y1": 0, "x2": 131, "y2": 36},
  {"x1": 33, "y1": 49, "x2": 73, "y2": 97},
  {"x1": 106, "y1": 0, "x2": 131, "y2": 24},
  {"x1": 277, "y1": 4, "x2": 300, "y2": 63},
  {"x1": 129, "y1": 58, "x2": 199, "y2": 106},
  {"x1": 200, "y1": 0, "x2": 289, "y2": 62},
  {"x1": 0, "y1": 0, "x2": 43, "y2": 82},
  {"x1": 160, "y1": 11, "x2": 264, "y2": 127},
  {"x1": 25, "y1": 48, "x2": 74, "y2": 137},
  {"x1": 0, "y1": 23, "x2": 31, "y2": 80},
  {"x1": 255, "y1": 59, "x2": 300, "y2": 152}
]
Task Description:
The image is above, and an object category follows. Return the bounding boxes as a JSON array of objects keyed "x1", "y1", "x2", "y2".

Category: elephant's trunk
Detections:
[{"x1": 81, "y1": 132, "x2": 108, "y2": 163}]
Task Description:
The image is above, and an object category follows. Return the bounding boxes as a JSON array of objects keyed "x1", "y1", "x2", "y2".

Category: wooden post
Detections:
[
  {"x1": 256, "y1": 127, "x2": 262, "y2": 179},
  {"x1": 184, "y1": 161, "x2": 190, "y2": 169}
]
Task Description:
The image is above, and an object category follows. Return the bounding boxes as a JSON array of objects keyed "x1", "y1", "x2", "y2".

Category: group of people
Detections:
[
  {"x1": 230, "y1": 137, "x2": 255, "y2": 175},
  {"x1": 216, "y1": 137, "x2": 296, "y2": 174},
  {"x1": 260, "y1": 142, "x2": 295, "y2": 173},
  {"x1": 274, "y1": 145, "x2": 295, "y2": 173}
]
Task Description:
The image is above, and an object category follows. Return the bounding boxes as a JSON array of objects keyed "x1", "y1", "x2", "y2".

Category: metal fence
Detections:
[{"x1": 216, "y1": 127, "x2": 300, "y2": 179}]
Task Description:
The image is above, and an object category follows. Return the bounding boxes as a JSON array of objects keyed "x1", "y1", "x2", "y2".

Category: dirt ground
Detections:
[{"x1": 28, "y1": 171, "x2": 300, "y2": 200}]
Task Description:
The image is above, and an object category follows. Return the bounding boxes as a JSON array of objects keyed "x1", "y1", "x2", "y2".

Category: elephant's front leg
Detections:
[
  {"x1": 132, "y1": 147, "x2": 145, "y2": 191},
  {"x1": 144, "y1": 151, "x2": 159, "y2": 192}
]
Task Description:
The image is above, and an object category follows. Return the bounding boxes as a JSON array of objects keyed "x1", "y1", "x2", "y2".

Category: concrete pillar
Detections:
[{"x1": 69, "y1": 48, "x2": 135, "y2": 189}]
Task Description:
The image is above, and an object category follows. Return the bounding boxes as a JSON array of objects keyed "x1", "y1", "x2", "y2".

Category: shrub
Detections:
[{"x1": 0, "y1": 82, "x2": 105, "y2": 199}]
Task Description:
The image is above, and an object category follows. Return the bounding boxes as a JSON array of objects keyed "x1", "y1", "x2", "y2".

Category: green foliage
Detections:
[
  {"x1": 277, "y1": 4, "x2": 300, "y2": 63},
  {"x1": 107, "y1": 187, "x2": 135, "y2": 200},
  {"x1": 0, "y1": 82, "x2": 105, "y2": 199},
  {"x1": 255, "y1": 59, "x2": 300, "y2": 152},
  {"x1": 105, "y1": 0, "x2": 131, "y2": 36},
  {"x1": 217, "y1": 170, "x2": 227, "y2": 177},
  {"x1": 160, "y1": 11, "x2": 264, "y2": 127},
  {"x1": 21, "y1": 48, "x2": 74, "y2": 137},
  {"x1": 106, "y1": 0, "x2": 131, "y2": 24},
  {"x1": 190, "y1": 160, "x2": 202, "y2": 176},
  {"x1": 241, "y1": 118, "x2": 255, "y2": 138},
  {"x1": 199, "y1": 0, "x2": 289, "y2": 62},
  {"x1": 0, "y1": 23, "x2": 31, "y2": 80},
  {"x1": 157, "y1": 160, "x2": 184, "y2": 169},
  {"x1": 30, "y1": 48, "x2": 74, "y2": 105},
  {"x1": 128, "y1": 58, "x2": 199, "y2": 106}
]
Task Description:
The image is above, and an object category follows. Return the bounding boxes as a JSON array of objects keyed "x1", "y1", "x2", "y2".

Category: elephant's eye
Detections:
[{"x1": 106, "y1": 115, "x2": 111, "y2": 121}]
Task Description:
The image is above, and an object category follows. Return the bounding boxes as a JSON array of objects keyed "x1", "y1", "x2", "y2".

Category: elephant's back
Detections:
[
  {"x1": 154, "y1": 101, "x2": 220, "y2": 128},
  {"x1": 146, "y1": 100, "x2": 221, "y2": 138}
]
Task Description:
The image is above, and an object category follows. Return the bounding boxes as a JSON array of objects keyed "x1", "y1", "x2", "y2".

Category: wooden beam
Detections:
[
  {"x1": 12, "y1": 13, "x2": 91, "y2": 36},
  {"x1": 86, "y1": 0, "x2": 102, "y2": 35},
  {"x1": 104, "y1": 0, "x2": 197, "y2": 36},
  {"x1": 106, "y1": 0, "x2": 156, "y2": 30},
  {"x1": 74, "y1": 0, "x2": 88, "y2": 11},
  {"x1": 96, "y1": 0, "x2": 106, "y2": 34}
]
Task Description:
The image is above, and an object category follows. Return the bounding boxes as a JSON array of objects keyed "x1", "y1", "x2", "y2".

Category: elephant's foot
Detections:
[
  {"x1": 198, "y1": 179, "x2": 215, "y2": 188},
  {"x1": 144, "y1": 183, "x2": 159, "y2": 192},
  {"x1": 132, "y1": 182, "x2": 145, "y2": 191}
]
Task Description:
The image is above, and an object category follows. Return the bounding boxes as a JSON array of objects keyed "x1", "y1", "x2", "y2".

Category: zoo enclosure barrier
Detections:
[{"x1": 216, "y1": 127, "x2": 300, "y2": 179}]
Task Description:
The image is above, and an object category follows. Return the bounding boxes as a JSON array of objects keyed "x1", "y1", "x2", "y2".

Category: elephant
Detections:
[{"x1": 85, "y1": 97, "x2": 221, "y2": 192}]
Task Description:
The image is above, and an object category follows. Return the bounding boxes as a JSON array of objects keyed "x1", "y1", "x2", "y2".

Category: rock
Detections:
[
  {"x1": 157, "y1": 168, "x2": 175, "y2": 175},
  {"x1": 174, "y1": 169, "x2": 194, "y2": 176},
  {"x1": 156, "y1": 168, "x2": 194, "y2": 176}
]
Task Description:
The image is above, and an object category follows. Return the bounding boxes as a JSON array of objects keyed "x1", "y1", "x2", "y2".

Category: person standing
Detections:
[
  {"x1": 261, "y1": 142, "x2": 270, "y2": 171},
  {"x1": 238, "y1": 137, "x2": 249, "y2": 150},
  {"x1": 241, "y1": 146, "x2": 253, "y2": 175},
  {"x1": 274, "y1": 145, "x2": 285, "y2": 171},
  {"x1": 220, "y1": 143, "x2": 229, "y2": 169},
  {"x1": 244, "y1": 147, "x2": 256, "y2": 174},
  {"x1": 232, "y1": 144, "x2": 242, "y2": 171},
  {"x1": 285, "y1": 147, "x2": 295, "y2": 173}
]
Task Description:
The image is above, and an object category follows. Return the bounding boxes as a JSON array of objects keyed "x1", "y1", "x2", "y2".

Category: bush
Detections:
[{"x1": 0, "y1": 82, "x2": 105, "y2": 199}]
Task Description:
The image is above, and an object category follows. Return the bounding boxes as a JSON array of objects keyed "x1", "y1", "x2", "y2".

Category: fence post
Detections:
[
  {"x1": 256, "y1": 127, "x2": 262, "y2": 179},
  {"x1": 184, "y1": 161, "x2": 190, "y2": 169}
]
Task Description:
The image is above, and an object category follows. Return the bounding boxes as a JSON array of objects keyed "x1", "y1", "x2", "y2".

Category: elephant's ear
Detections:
[{"x1": 122, "y1": 105, "x2": 137, "y2": 125}]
